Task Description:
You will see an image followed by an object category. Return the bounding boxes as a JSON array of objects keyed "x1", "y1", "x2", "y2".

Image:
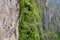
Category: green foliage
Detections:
[
  {"x1": 55, "y1": 32, "x2": 60, "y2": 40},
  {"x1": 19, "y1": 0, "x2": 40, "y2": 40},
  {"x1": 19, "y1": 0, "x2": 60, "y2": 40},
  {"x1": 18, "y1": 0, "x2": 44, "y2": 40}
]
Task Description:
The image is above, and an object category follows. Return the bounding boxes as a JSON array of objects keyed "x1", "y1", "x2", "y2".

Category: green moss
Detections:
[{"x1": 19, "y1": 0, "x2": 44, "y2": 40}]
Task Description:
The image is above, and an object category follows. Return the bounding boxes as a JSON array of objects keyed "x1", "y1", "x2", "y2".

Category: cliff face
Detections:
[
  {"x1": 0, "y1": 0, "x2": 19, "y2": 40},
  {"x1": 37, "y1": 0, "x2": 60, "y2": 40},
  {"x1": 44, "y1": 0, "x2": 60, "y2": 40}
]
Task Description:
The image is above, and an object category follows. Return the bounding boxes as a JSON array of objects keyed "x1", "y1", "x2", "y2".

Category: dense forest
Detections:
[
  {"x1": 19, "y1": 0, "x2": 44, "y2": 40},
  {"x1": 19, "y1": 0, "x2": 60, "y2": 40}
]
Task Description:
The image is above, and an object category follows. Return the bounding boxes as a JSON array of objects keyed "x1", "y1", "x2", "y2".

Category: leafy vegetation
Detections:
[
  {"x1": 18, "y1": 0, "x2": 44, "y2": 40},
  {"x1": 18, "y1": 0, "x2": 60, "y2": 40}
]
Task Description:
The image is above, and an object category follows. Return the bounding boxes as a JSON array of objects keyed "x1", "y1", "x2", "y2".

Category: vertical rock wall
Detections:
[
  {"x1": 36, "y1": 0, "x2": 60, "y2": 40},
  {"x1": 0, "y1": 0, "x2": 19, "y2": 40},
  {"x1": 44, "y1": 0, "x2": 60, "y2": 40}
]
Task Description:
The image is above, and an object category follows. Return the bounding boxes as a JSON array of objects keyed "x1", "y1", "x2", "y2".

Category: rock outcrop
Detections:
[{"x1": 0, "y1": 0, "x2": 19, "y2": 40}]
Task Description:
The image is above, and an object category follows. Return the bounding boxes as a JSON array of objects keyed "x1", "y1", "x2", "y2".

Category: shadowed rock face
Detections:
[
  {"x1": 0, "y1": 0, "x2": 19, "y2": 40},
  {"x1": 36, "y1": 0, "x2": 60, "y2": 40},
  {"x1": 44, "y1": 0, "x2": 60, "y2": 40},
  {"x1": 45, "y1": 0, "x2": 60, "y2": 33}
]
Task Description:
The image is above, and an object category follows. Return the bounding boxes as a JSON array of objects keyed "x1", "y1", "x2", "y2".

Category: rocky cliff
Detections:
[{"x1": 0, "y1": 0, "x2": 19, "y2": 40}]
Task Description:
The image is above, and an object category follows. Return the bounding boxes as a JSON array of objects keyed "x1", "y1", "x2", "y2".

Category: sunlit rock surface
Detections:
[{"x1": 0, "y1": 0, "x2": 19, "y2": 40}]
